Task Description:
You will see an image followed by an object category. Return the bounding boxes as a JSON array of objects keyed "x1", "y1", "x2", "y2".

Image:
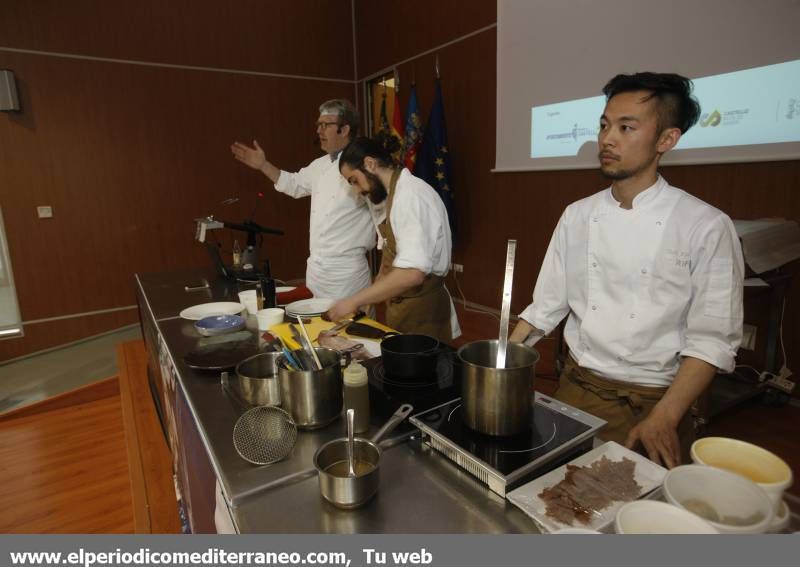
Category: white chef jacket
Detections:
[
  {"x1": 389, "y1": 169, "x2": 461, "y2": 338},
  {"x1": 275, "y1": 154, "x2": 375, "y2": 299},
  {"x1": 520, "y1": 175, "x2": 743, "y2": 387}
]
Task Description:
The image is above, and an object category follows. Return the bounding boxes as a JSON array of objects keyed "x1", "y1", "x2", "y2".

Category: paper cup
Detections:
[
  {"x1": 238, "y1": 290, "x2": 258, "y2": 315},
  {"x1": 256, "y1": 308, "x2": 285, "y2": 331}
]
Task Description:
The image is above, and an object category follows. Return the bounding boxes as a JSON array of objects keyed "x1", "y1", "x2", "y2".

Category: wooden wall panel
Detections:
[
  {"x1": 357, "y1": 9, "x2": 800, "y2": 382},
  {"x1": 0, "y1": 3, "x2": 357, "y2": 360},
  {"x1": 354, "y1": 0, "x2": 496, "y2": 78},
  {"x1": 0, "y1": 0, "x2": 355, "y2": 80},
  {"x1": 0, "y1": 310, "x2": 138, "y2": 362}
]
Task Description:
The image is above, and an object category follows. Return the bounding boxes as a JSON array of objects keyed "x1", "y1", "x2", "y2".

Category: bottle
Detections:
[
  {"x1": 261, "y1": 259, "x2": 277, "y2": 308},
  {"x1": 343, "y1": 360, "x2": 370, "y2": 434},
  {"x1": 232, "y1": 240, "x2": 242, "y2": 268}
]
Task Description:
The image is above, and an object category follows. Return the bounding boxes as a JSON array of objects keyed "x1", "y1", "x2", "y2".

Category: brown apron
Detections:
[
  {"x1": 555, "y1": 355, "x2": 695, "y2": 464},
  {"x1": 378, "y1": 169, "x2": 452, "y2": 342}
]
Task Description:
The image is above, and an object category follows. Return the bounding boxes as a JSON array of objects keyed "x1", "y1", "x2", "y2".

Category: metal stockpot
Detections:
[
  {"x1": 458, "y1": 339, "x2": 540, "y2": 436},
  {"x1": 314, "y1": 404, "x2": 413, "y2": 509},
  {"x1": 278, "y1": 347, "x2": 343, "y2": 429},
  {"x1": 234, "y1": 351, "x2": 282, "y2": 406}
]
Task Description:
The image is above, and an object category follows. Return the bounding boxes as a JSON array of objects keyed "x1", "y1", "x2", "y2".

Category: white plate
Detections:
[
  {"x1": 179, "y1": 302, "x2": 245, "y2": 321},
  {"x1": 285, "y1": 298, "x2": 334, "y2": 317},
  {"x1": 507, "y1": 441, "x2": 667, "y2": 533},
  {"x1": 276, "y1": 286, "x2": 296, "y2": 293}
]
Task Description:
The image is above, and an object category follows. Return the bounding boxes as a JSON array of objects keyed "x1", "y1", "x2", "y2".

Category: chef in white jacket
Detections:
[
  {"x1": 510, "y1": 72, "x2": 743, "y2": 468},
  {"x1": 327, "y1": 133, "x2": 460, "y2": 342},
  {"x1": 231, "y1": 99, "x2": 377, "y2": 299}
]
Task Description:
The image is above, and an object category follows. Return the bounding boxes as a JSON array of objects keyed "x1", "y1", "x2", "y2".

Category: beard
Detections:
[
  {"x1": 600, "y1": 164, "x2": 633, "y2": 180},
  {"x1": 363, "y1": 170, "x2": 388, "y2": 204},
  {"x1": 599, "y1": 153, "x2": 658, "y2": 181}
]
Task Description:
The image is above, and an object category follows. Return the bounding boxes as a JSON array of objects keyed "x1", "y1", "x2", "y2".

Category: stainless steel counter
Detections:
[{"x1": 136, "y1": 269, "x2": 540, "y2": 533}]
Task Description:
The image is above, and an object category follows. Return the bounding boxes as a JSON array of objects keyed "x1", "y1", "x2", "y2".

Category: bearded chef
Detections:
[{"x1": 326, "y1": 133, "x2": 460, "y2": 342}]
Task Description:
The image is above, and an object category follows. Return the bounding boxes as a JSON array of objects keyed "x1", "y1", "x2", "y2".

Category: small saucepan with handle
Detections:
[{"x1": 313, "y1": 404, "x2": 414, "y2": 509}]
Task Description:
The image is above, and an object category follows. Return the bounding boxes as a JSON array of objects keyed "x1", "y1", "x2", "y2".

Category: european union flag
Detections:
[{"x1": 414, "y1": 79, "x2": 456, "y2": 239}]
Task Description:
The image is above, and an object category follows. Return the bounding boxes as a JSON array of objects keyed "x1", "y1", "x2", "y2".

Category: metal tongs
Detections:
[{"x1": 295, "y1": 316, "x2": 322, "y2": 370}]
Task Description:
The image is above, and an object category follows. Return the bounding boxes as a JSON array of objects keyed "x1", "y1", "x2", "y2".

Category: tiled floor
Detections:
[{"x1": 0, "y1": 325, "x2": 141, "y2": 415}]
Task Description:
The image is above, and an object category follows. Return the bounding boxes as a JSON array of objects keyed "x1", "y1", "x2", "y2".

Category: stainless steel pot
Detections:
[
  {"x1": 458, "y1": 339, "x2": 539, "y2": 436},
  {"x1": 278, "y1": 347, "x2": 343, "y2": 429},
  {"x1": 314, "y1": 404, "x2": 413, "y2": 509},
  {"x1": 234, "y1": 351, "x2": 282, "y2": 406}
]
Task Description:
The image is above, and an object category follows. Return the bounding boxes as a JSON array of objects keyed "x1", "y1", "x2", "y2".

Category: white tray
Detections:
[{"x1": 507, "y1": 441, "x2": 667, "y2": 533}]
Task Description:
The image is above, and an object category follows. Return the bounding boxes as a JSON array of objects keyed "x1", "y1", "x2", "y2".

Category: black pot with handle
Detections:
[{"x1": 379, "y1": 333, "x2": 440, "y2": 381}]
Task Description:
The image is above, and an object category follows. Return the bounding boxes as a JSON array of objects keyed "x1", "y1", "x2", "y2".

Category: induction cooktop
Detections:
[{"x1": 410, "y1": 393, "x2": 607, "y2": 497}]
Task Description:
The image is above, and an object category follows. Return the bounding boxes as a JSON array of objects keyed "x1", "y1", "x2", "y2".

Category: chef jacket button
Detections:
[
  {"x1": 591, "y1": 305, "x2": 597, "y2": 311},
  {"x1": 656, "y1": 221, "x2": 662, "y2": 226},
  {"x1": 592, "y1": 262, "x2": 597, "y2": 268},
  {"x1": 630, "y1": 313, "x2": 635, "y2": 319},
  {"x1": 641, "y1": 268, "x2": 648, "y2": 274},
  {"x1": 617, "y1": 356, "x2": 623, "y2": 361},
  {"x1": 592, "y1": 217, "x2": 598, "y2": 222}
]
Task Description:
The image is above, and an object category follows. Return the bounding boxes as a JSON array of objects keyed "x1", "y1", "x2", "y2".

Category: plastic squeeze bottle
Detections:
[{"x1": 343, "y1": 360, "x2": 370, "y2": 434}]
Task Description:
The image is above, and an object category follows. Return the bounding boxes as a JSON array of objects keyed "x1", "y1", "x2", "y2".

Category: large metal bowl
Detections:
[{"x1": 234, "y1": 351, "x2": 282, "y2": 406}]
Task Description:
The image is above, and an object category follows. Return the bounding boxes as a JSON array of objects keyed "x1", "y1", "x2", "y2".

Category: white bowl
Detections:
[
  {"x1": 614, "y1": 500, "x2": 718, "y2": 534},
  {"x1": 691, "y1": 437, "x2": 793, "y2": 516},
  {"x1": 663, "y1": 464, "x2": 774, "y2": 534}
]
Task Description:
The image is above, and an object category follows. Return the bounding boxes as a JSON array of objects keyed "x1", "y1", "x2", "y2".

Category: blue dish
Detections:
[{"x1": 194, "y1": 314, "x2": 246, "y2": 336}]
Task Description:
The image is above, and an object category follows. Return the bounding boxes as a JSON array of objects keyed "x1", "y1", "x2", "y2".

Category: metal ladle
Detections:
[{"x1": 496, "y1": 239, "x2": 517, "y2": 369}]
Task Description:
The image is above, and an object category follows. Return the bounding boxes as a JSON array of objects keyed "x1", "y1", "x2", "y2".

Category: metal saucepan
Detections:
[
  {"x1": 380, "y1": 334, "x2": 440, "y2": 381},
  {"x1": 313, "y1": 404, "x2": 414, "y2": 509},
  {"x1": 458, "y1": 339, "x2": 540, "y2": 436},
  {"x1": 234, "y1": 351, "x2": 282, "y2": 406},
  {"x1": 278, "y1": 347, "x2": 344, "y2": 429}
]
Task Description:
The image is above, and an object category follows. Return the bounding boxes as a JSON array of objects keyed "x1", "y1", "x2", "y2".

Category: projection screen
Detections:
[{"x1": 495, "y1": 0, "x2": 800, "y2": 172}]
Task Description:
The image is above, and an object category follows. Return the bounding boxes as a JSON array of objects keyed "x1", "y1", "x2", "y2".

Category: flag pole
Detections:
[{"x1": 434, "y1": 54, "x2": 441, "y2": 79}]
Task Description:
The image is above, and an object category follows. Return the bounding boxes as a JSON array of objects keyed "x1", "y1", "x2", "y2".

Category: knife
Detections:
[{"x1": 326, "y1": 311, "x2": 367, "y2": 336}]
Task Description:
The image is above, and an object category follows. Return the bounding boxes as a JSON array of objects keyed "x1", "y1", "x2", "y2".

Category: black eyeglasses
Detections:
[{"x1": 316, "y1": 121, "x2": 341, "y2": 130}]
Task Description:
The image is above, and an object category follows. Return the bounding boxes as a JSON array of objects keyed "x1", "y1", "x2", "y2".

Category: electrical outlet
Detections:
[
  {"x1": 766, "y1": 374, "x2": 796, "y2": 394},
  {"x1": 37, "y1": 205, "x2": 53, "y2": 219},
  {"x1": 741, "y1": 324, "x2": 757, "y2": 350},
  {"x1": 451, "y1": 263, "x2": 464, "y2": 273}
]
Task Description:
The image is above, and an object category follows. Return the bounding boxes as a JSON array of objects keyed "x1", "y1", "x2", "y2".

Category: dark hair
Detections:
[
  {"x1": 339, "y1": 131, "x2": 402, "y2": 170},
  {"x1": 602, "y1": 72, "x2": 701, "y2": 134},
  {"x1": 319, "y1": 99, "x2": 360, "y2": 139}
]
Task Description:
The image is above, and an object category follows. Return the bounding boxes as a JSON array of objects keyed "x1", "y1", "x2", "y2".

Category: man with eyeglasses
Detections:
[{"x1": 231, "y1": 99, "x2": 377, "y2": 300}]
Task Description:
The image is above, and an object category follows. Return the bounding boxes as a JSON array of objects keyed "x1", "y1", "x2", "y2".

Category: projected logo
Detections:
[
  {"x1": 700, "y1": 110, "x2": 722, "y2": 127},
  {"x1": 545, "y1": 123, "x2": 599, "y2": 143}
]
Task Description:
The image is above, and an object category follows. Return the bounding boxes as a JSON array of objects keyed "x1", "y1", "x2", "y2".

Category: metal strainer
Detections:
[
  {"x1": 221, "y1": 371, "x2": 298, "y2": 465},
  {"x1": 232, "y1": 405, "x2": 297, "y2": 465}
]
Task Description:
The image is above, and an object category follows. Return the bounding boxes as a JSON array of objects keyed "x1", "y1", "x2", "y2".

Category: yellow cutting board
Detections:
[{"x1": 269, "y1": 317, "x2": 393, "y2": 350}]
